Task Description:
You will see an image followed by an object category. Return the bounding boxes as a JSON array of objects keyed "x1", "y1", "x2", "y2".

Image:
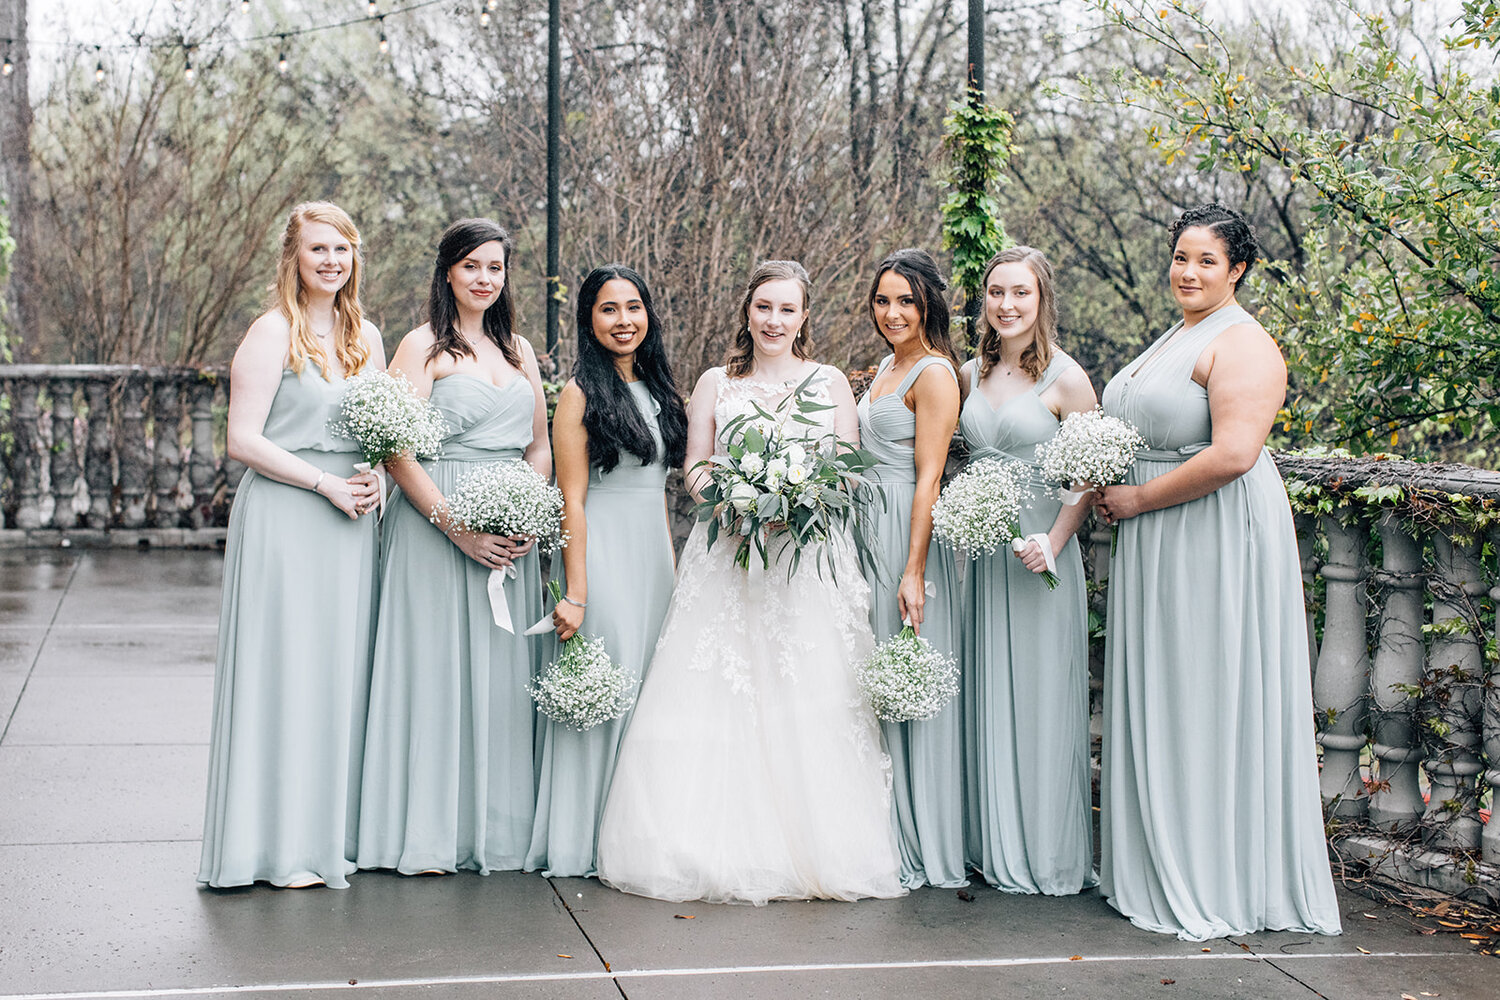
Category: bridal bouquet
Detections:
[
  {"x1": 1034, "y1": 407, "x2": 1145, "y2": 503},
  {"x1": 930, "y1": 457, "x2": 1057, "y2": 588},
  {"x1": 331, "y1": 369, "x2": 447, "y2": 466},
  {"x1": 443, "y1": 459, "x2": 566, "y2": 632},
  {"x1": 857, "y1": 625, "x2": 960, "y2": 722},
  {"x1": 694, "y1": 373, "x2": 878, "y2": 578},
  {"x1": 527, "y1": 582, "x2": 638, "y2": 731}
]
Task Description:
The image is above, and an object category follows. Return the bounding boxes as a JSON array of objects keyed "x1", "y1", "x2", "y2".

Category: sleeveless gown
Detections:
[
  {"x1": 856, "y1": 354, "x2": 967, "y2": 890},
  {"x1": 1099, "y1": 303, "x2": 1341, "y2": 940},
  {"x1": 357, "y1": 374, "x2": 545, "y2": 875},
  {"x1": 595, "y1": 365, "x2": 904, "y2": 905},
  {"x1": 525, "y1": 381, "x2": 675, "y2": 877},
  {"x1": 199, "y1": 363, "x2": 379, "y2": 889},
  {"x1": 958, "y1": 353, "x2": 1095, "y2": 895}
]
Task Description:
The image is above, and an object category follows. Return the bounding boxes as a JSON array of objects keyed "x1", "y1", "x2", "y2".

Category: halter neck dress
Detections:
[
  {"x1": 856, "y1": 353, "x2": 968, "y2": 890},
  {"x1": 357, "y1": 373, "x2": 545, "y2": 875},
  {"x1": 1099, "y1": 302, "x2": 1341, "y2": 940},
  {"x1": 958, "y1": 351, "x2": 1095, "y2": 895},
  {"x1": 525, "y1": 381, "x2": 675, "y2": 877},
  {"x1": 199, "y1": 362, "x2": 379, "y2": 889}
]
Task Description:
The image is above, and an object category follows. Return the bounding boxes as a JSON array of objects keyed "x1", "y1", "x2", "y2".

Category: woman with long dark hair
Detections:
[
  {"x1": 357, "y1": 218, "x2": 551, "y2": 875},
  {"x1": 199, "y1": 202, "x2": 385, "y2": 889},
  {"x1": 1094, "y1": 204, "x2": 1340, "y2": 939},
  {"x1": 525, "y1": 264, "x2": 686, "y2": 877},
  {"x1": 958, "y1": 246, "x2": 1097, "y2": 896},
  {"x1": 854, "y1": 247, "x2": 966, "y2": 890}
]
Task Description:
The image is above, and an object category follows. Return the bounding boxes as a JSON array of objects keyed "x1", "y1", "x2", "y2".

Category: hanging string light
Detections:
[
  {"x1": 377, "y1": 17, "x2": 389, "y2": 55},
  {"x1": 277, "y1": 36, "x2": 288, "y2": 74},
  {"x1": 95, "y1": 60, "x2": 105, "y2": 82},
  {"x1": 2, "y1": 42, "x2": 13, "y2": 77},
  {"x1": 240, "y1": 0, "x2": 250, "y2": 12},
  {"x1": 486, "y1": 0, "x2": 497, "y2": 9},
  {"x1": 367, "y1": 1, "x2": 378, "y2": 15},
  {"x1": 479, "y1": 5, "x2": 490, "y2": 28},
  {"x1": 183, "y1": 50, "x2": 195, "y2": 82}
]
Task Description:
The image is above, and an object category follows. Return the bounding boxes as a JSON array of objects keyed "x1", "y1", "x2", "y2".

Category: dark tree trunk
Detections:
[{"x1": 0, "y1": 0, "x2": 37, "y2": 360}]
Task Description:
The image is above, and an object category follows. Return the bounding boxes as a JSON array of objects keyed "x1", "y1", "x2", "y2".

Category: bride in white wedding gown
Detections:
[{"x1": 594, "y1": 261, "x2": 905, "y2": 905}]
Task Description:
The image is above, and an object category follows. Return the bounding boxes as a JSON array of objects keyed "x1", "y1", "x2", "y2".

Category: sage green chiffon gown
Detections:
[
  {"x1": 1099, "y1": 303, "x2": 1341, "y2": 940},
  {"x1": 199, "y1": 363, "x2": 379, "y2": 889},
  {"x1": 357, "y1": 374, "x2": 545, "y2": 875},
  {"x1": 857, "y1": 354, "x2": 968, "y2": 890},
  {"x1": 525, "y1": 382, "x2": 675, "y2": 877},
  {"x1": 959, "y1": 353, "x2": 1095, "y2": 895}
]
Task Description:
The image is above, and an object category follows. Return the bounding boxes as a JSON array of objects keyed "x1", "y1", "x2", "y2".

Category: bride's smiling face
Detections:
[{"x1": 747, "y1": 278, "x2": 809, "y2": 360}]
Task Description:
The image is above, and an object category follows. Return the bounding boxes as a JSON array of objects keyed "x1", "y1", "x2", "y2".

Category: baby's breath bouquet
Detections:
[
  {"x1": 331, "y1": 370, "x2": 447, "y2": 466},
  {"x1": 857, "y1": 625, "x2": 960, "y2": 722},
  {"x1": 931, "y1": 457, "x2": 1056, "y2": 588},
  {"x1": 443, "y1": 460, "x2": 566, "y2": 633},
  {"x1": 694, "y1": 372, "x2": 878, "y2": 579},
  {"x1": 1034, "y1": 407, "x2": 1145, "y2": 503},
  {"x1": 527, "y1": 582, "x2": 637, "y2": 731}
]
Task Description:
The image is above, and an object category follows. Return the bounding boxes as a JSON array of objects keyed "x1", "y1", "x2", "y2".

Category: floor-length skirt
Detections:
[{"x1": 199, "y1": 453, "x2": 378, "y2": 888}]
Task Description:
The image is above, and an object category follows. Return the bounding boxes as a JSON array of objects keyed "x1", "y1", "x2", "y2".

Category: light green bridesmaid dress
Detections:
[
  {"x1": 199, "y1": 363, "x2": 379, "y2": 889},
  {"x1": 959, "y1": 352, "x2": 1096, "y2": 895},
  {"x1": 1099, "y1": 302, "x2": 1341, "y2": 940},
  {"x1": 857, "y1": 353, "x2": 968, "y2": 890},
  {"x1": 357, "y1": 374, "x2": 545, "y2": 875},
  {"x1": 525, "y1": 381, "x2": 675, "y2": 877}
]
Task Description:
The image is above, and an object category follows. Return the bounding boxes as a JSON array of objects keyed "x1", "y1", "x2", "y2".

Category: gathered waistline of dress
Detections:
[
  {"x1": 588, "y1": 481, "x2": 670, "y2": 495},
  {"x1": 1135, "y1": 442, "x2": 1209, "y2": 464},
  {"x1": 423, "y1": 450, "x2": 527, "y2": 465}
]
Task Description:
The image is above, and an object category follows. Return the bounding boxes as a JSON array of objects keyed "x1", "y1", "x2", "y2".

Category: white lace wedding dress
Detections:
[{"x1": 594, "y1": 365, "x2": 905, "y2": 905}]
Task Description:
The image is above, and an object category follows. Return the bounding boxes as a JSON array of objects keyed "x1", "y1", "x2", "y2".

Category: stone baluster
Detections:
[
  {"x1": 1294, "y1": 512, "x2": 1321, "y2": 679},
  {"x1": 48, "y1": 378, "x2": 80, "y2": 529},
  {"x1": 1315, "y1": 515, "x2": 1370, "y2": 817},
  {"x1": 84, "y1": 379, "x2": 115, "y2": 528},
  {"x1": 151, "y1": 378, "x2": 183, "y2": 527},
  {"x1": 186, "y1": 378, "x2": 217, "y2": 529},
  {"x1": 9, "y1": 378, "x2": 42, "y2": 529},
  {"x1": 1421, "y1": 533, "x2": 1486, "y2": 851},
  {"x1": 1367, "y1": 512, "x2": 1427, "y2": 831},
  {"x1": 118, "y1": 374, "x2": 150, "y2": 529},
  {"x1": 1482, "y1": 531, "x2": 1500, "y2": 865}
]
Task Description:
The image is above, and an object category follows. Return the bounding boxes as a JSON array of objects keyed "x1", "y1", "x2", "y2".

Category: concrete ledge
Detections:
[
  {"x1": 0, "y1": 528, "x2": 227, "y2": 550},
  {"x1": 1334, "y1": 833, "x2": 1500, "y2": 906}
]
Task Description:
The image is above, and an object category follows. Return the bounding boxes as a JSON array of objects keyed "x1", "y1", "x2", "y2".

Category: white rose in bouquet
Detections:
[{"x1": 729, "y1": 481, "x2": 759, "y2": 514}]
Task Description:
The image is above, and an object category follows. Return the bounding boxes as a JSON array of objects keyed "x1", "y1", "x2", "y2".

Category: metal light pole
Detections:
[
  {"x1": 545, "y1": 0, "x2": 562, "y2": 362},
  {"x1": 965, "y1": 0, "x2": 985, "y2": 338}
]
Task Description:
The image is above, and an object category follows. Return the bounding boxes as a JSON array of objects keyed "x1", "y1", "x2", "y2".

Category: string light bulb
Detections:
[
  {"x1": 240, "y1": 0, "x2": 250, "y2": 12},
  {"x1": 95, "y1": 60, "x2": 105, "y2": 83},
  {"x1": 184, "y1": 56, "x2": 195, "y2": 82},
  {"x1": 2, "y1": 53, "x2": 13, "y2": 77},
  {"x1": 367, "y1": 1, "x2": 377, "y2": 14},
  {"x1": 378, "y1": 19, "x2": 389, "y2": 55},
  {"x1": 479, "y1": 7, "x2": 491, "y2": 27},
  {"x1": 487, "y1": 0, "x2": 498, "y2": 9}
]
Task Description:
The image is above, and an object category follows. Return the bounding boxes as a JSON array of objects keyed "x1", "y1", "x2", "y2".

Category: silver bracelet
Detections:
[
  {"x1": 560, "y1": 594, "x2": 587, "y2": 609},
  {"x1": 312, "y1": 471, "x2": 327, "y2": 493}
]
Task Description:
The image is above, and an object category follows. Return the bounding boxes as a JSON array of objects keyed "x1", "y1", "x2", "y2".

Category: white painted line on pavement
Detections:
[{"x1": 0, "y1": 950, "x2": 1469, "y2": 1000}]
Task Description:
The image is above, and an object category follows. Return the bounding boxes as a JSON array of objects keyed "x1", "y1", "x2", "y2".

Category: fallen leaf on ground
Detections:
[
  {"x1": 1418, "y1": 927, "x2": 1437, "y2": 935},
  {"x1": 1160, "y1": 979, "x2": 1175, "y2": 985},
  {"x1": 1355, "y1": 946, "x2": 1371, "y2": 954},
  {"x1": 1200, "y1": 947, "x2": 1211, "y2": 952},
  {"x1": 1437, "y1": 919, "x2": 1468, "y2": 928},
  {"x1": 558, "y1": 954, "x2": 572, "y2": 959},
  {"x1": 1363, "y1": 912, "x2": 1379, "y2": 919},
  {"x1": 1460, "y1": 933, "x2": 1490, "y2": 940},
  {"x1": 956, "y1": 889, "x2": 975, "y2": 902},
  {"x1": 1069, "y1": 955, "x2": 1082, "y2": 961},
  {"x1": 674, "y1": 914, "x2": 695, "y2": 919}
]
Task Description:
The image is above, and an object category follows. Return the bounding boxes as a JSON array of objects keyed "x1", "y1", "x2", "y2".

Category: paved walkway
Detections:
[{"x1": 0, "y1": 549, "x2": 1491, "y2": 999}]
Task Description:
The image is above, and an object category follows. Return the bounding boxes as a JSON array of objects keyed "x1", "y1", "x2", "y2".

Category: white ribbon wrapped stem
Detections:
[
  {"x1": 1058, "y1": 485, "x2": 1094, "y2": 506},
  {"x1": 487, "y1": 564, "x2": 519, "y2": 633},
  {"x1": 1010, "y1": 533, "x2": 1057, "y2": 577},
  {"x1": 352, "y1": 461, "x2": 389, "y2": 518}
]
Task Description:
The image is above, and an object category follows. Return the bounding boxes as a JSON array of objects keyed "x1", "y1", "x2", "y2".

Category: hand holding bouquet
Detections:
[
  {"x1": 856, "y1": 625, "x2": 960, "y2": 722},
  {"x1": 931, "y1": 457, "x2": 1057, "y2": 588},
  {"x1": 331, "y1": 369, "x2": 447, "y2": 466},
  {"x1": 443, "y1": 459, "x2": 566, "y2": 632},
  {"x1": 694, "y1": 373, "x2": 877, "y2": 579},
  {"x1": 1034, "y1": 407, "x2": 1145, "y2": 504},
  {"x1": 527, "y1": 581, "x2": 637, "y2": 731}
]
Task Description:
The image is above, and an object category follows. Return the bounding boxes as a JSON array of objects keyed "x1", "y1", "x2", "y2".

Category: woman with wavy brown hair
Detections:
[{"x1": 199, "y1": 202, "x2": 386, "y2": 889}]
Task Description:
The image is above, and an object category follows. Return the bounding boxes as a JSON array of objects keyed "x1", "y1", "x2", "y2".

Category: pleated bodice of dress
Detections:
[
  {"x1": 427, "y1": 373, "x2": 534, "y2": 464},
  {"x1": 858, "y1": 355, "x2": 957, "y2": 483},
  {"x1": 261, "y1": 364, "x2": 364, "y2": 454},
  {"x1": 1100, "y1": 313, "x2": 1219, "y2": 462},
  {"x1": 960, "y1": 352, "x2": 1076, "y2": 495}
]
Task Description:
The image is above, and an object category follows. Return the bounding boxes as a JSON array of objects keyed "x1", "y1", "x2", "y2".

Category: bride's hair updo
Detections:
[
  {"x1": 1169, "y1": 204, "x2": 1259, "y2": 288},
  {"x1": 724, "y1": 259, "x2": 814, "y2": 378}
]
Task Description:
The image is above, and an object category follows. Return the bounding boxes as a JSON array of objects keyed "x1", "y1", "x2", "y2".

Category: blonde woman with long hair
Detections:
[{"x1": 199, "y1": 201, "x2": 386, "y2": 889}]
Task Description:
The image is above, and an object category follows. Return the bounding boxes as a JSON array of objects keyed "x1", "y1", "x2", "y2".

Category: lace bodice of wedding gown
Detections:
[{"x1": 711, "y1": 364, "x2": 840, "y2": 454}]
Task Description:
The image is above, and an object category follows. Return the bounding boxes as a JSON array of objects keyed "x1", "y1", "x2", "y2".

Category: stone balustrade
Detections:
[{"x1": 3, "y1": 365, "x2": 1498, "y2": 899}]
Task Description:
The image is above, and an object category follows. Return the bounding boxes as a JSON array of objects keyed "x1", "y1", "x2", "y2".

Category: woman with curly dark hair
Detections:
[{"x1": 1094, "y1": 204, "x2": 1341, "y2": 939}]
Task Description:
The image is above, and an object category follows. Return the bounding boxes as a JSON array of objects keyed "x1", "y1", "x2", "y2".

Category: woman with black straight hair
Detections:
[{"x1": 525, "y1": 264, "x2": 686, "y2": 877}]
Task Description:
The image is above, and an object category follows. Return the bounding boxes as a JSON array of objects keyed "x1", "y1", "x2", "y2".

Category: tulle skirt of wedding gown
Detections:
[{"x1": 595, "y1": 523, "x2": 905, "y2": 905}]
